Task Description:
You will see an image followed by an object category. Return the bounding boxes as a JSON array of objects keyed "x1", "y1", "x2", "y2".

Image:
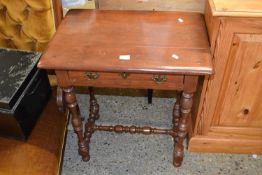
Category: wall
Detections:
[
  {"x1": 98, "y1": 0, "x2": 205, "y2": 12},
  {"x1": 62, "y1": 0, "x2": 206, "y2": 13}
]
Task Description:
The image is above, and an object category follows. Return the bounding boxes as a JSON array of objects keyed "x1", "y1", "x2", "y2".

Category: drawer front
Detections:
[{"x1": 68, "y1": 71, "x2": 184, "y2": 90}]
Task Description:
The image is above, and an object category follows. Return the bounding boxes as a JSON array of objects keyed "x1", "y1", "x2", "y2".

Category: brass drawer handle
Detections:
[
  {"x1": 152, "y1": 75, "x2": 167, "y2": 84},
  {"x1": 120, "y1": 72, "x2": 130, "y2": 79},
  {"x1": 85, "y1": 72, "x2": 99, "y2": 80}
]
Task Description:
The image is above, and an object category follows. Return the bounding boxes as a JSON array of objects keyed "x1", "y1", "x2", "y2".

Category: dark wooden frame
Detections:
[{"x1": 52, "y1": 0, "x2": 63, "y2": 29}]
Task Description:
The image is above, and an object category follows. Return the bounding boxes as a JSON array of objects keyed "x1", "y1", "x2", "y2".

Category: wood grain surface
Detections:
[
  {"x1": 204, "y1": 1, "x2": 220, "y2": 54},
  {"x1": 38, "y1": 10, "x2": 213, "y2": 75},
  {"x1": 68, "y1": 71, "x2": 184, "y2": 90},
  {"x1": 189, "y1": 135, "x2": 262, "y2": 154},
  {"x1": 0, "y1": 91, "x2": 68, "y2": 175},
  {"x1": 209, "y1": 0, "x2": 262, "y2": 17},
  {"x1": 52, "y1": 0, "x2": 63, "y2": 28},
  {"x1": 189, "y1": 1, "x2": 262, "y2": 154},
  {"x1": 196, "y1": 3, "x2": 262, "y2": 136},
  {"x1": 216, "y1": 34, "x2": 262, "y2": 128}
]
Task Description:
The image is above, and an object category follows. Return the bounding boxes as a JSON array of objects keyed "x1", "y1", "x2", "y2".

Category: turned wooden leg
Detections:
[
  {"x1": 83, "y1": 87, "x2": 99, "y2": 161},
  {"x1": 173, "y1": 92, "x2": 193, "y2": 167},
  {"x1": 57, "y1": 86, "x2": 65, "y2": 112},
  {"x1": 173, "y1": 92, "x2": 181, "y2": 132},
  {"x1": 88, "y1": 87, "x2": 99, "y2": 120},
  {"x1": 63, "y1": 87, "x2": 89, "y2": 161}
]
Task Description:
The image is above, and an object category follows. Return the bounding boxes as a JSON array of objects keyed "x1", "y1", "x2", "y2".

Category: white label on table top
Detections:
[
  {"x1": 172, "y1": 54, "x2": 179, "y2": 60},
  {"x1": 178, "y1": 18, "x2": 184, "y2": 23},
  {"x1": 119, "y1": 55, "x2": 131, "y2": 60}
]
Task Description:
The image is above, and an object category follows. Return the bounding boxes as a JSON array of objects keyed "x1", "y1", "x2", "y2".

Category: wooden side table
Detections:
[{"x1": 38, "y1": 10, "x2": 213, "y2": 167}]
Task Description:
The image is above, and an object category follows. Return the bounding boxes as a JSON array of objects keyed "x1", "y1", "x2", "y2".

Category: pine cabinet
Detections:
[{"x1": 189, "y1": 0, "x2": 262, "y2": 154}]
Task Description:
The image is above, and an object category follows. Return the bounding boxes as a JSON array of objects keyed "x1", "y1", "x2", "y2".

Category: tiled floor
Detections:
[{"x1": 62, "y1": 92, "x2": 262, "y2": 175}]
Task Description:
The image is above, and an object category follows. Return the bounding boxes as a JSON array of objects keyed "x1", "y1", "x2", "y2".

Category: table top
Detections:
[
  {"x1": 38, "y1": 10, "x2": 213, "y2": 75},
  {"x1": 209, "y1": 0, "x2": 262, "y2": 17},
  {"x1": 0, "y1": 48, "x2": 40, "y2": 109}
]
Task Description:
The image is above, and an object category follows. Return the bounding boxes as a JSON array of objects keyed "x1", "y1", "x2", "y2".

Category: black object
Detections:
[
  {"x1": 147, "y1": 89, "x2": 153, "y2": 104},
  {"x1": 0, "y1": 48, "x2": 51, "y2": 140}
]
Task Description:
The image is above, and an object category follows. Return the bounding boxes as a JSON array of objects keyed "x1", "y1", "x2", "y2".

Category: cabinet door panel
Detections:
[
  {"x1": 189, "y1": 1, "x2": 262, "y2": 154},
  {"x1": 217, "y1": 34, "x2": 262, "y2": 128}
]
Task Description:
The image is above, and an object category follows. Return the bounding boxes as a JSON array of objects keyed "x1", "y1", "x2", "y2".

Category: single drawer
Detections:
[{"x1": 68, "y1": 71, "x2": 184, "y2": 90}]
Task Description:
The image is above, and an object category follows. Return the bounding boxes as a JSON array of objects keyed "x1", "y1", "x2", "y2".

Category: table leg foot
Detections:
[
  {"x1": 82, "y1": 156, "x2": 90, "y2": 162},
  {"x1": 63, "y1": 87, "x2": 89, "y2": 160},
  {"x1": 79, "y1": 142, "x2": 90, "y2": 161},
  {"x1": 173, "y1": 92, "x2": 193, "y2": 167}
]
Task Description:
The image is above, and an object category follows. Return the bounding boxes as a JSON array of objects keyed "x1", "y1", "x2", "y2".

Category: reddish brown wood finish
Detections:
[
  {"x1": 83, "y1": 87, "x2": 195, "y2": 167},
  {"x1": 83, "y1": 87, "x2": 100, "y2": 161},
  {"x1": 173, "y1": 94, "x2": 181, "y2": 127},
  {"x1": 52, "y1": 0, "x2": 63, "y2": 29},
  {"x1": 173, "y1": 92, "x2": 181, "y2": 139},
  {"x1": 174, "y1": 92, "x2": 194, "y2": 167},
  {"x1": 88, "y1": 87, "x2": 100, "y2": 120},
  {"x1": 37, "y1": 10, "x2": 213, "y2": 167},
  {"x1": 94, "y1": 125, "x2": 175, "y2": 135},
  {"x1": 69, "y1": 71, "x2": 184, "y2": 90},
  {"x1": 38, "y1": 10, "x2": 212, "y2": 75},
  {"x1": 63, "y1": 87, "x2": 89, "y2": 161}
]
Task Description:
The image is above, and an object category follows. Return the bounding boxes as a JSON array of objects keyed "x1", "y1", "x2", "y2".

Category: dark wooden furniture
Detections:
[
  {"x1": 0, "y1": 49, "x2": 51, "y2": 140},
  {"x1": 38, "y1": 10, "x2": 213, "y2": 167}
]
